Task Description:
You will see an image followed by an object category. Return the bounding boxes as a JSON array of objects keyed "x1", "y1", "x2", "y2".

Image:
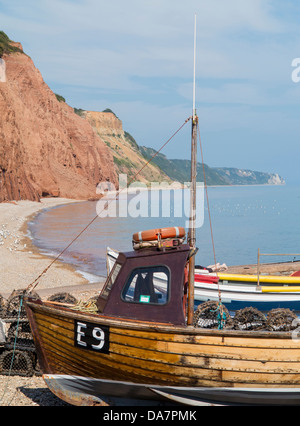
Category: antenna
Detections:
[
  {"x1": 193, "y1": 13, "x2": 197, "y2": 120},
  {"x1": 187, "y1": 13, "x2": 198, "y2": 325}
]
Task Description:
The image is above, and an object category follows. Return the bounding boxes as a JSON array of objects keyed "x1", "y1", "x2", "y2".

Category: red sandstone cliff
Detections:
[
  {"x1": 0, "y1": 42, "x2": 118, "y2": 202},
  {"x1": 84, "y1": 110, "x2": 171, "y2": 185}
]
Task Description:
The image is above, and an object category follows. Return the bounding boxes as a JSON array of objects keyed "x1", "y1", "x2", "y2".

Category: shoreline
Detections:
[
  {"x1": 0, "y1": 197, "x2": 105, "y2": 406},
  {"x1": 105, "y1": 182, "x2": 286, "y2": 195},
  {"x1": 0, "y1": 183, "x2": 293, "y2": 300},
  {"x1": 0, "y1": 198, "x2": 104, "y2": 301}
]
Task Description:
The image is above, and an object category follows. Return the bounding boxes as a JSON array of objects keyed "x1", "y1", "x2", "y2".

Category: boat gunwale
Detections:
[
  {"x1": 218, "y1": 273, "x2": 300, "y2": 284},
  {"x1": 25, "y1": 297, "x2": 298, "y2": 340}
]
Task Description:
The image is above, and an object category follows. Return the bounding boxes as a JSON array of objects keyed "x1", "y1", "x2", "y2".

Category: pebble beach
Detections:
[
  {"x1": 0, "y1": 376, "x2": 71, "y2": 406},
  {"x1": 0, "y1": 197, "x2": 104, "y2": 406}
]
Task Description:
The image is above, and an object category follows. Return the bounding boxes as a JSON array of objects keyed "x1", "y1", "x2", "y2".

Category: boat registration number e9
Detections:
[{"x1": 74, "y1": 320, "x2": 110, "y2": 354}]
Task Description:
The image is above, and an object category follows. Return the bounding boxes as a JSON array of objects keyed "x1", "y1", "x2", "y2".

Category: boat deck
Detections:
[{"x1": 226, "y1": 261, "x2": 300, "y2": 276}]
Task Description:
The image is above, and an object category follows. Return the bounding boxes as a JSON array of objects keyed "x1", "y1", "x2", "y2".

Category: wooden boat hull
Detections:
[{"x1": 25, "y1": 298, "x2": 300, "y2": 406}]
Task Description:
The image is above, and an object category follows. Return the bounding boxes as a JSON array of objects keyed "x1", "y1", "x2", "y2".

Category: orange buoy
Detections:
[{"x1": 132, "y1": 227, "x2": 186, "y2": 243}]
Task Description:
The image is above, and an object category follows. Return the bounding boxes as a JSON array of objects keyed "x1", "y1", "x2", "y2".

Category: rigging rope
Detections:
[
  {"x1": 26, "y1": 116, "x2": 192, "y2": 294},
  {"x1": 197, "y1": 123, "x2": 222, "y2": 305}
]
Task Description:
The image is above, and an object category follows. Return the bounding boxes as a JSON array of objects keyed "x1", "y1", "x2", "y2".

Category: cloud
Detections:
[
  {"x1": 0, "y1": 0, "x2": 285, "y2": 88},
  {"x1": 1, "y1": 0, "x2": 300, "y2": 180}
]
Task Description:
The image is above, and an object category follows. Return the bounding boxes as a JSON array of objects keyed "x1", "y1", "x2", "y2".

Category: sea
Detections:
[{"x1": 28, "y1": 184, "x2": 300, "y2": 283}]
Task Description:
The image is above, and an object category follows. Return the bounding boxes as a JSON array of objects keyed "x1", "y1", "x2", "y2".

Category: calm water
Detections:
[{"x1": 28, "y1": 185, "x2": 300, "y2": 282}]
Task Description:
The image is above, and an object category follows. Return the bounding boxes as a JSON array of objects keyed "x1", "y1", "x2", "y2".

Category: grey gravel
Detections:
[{"x1": 0, "y1": 375, "x2": 71, "y2": 406}]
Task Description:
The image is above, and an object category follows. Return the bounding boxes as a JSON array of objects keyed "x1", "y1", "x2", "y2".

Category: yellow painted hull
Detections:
[
  {"x1": 25, "y1": 299, "x2": 300, "y2": 405},
  {"x1": 261, "y1": 286, "x2": 300, "y2": 293},
  {"x1": 218, "y1": 273, "x2": 300, "y2": 284}
]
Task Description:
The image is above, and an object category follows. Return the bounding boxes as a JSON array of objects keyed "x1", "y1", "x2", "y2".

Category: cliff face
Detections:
[
  {"x1": 0, "y1": 35, "x2": 284, "y2": 203},
  {"x1": 213, "y1": 168, "x2": 285, "y2": 186},
  {"x1": 0, "y1": 43, "x2": 117, "y2": 202},
  {"x1": 84, "y1": 110, "x2": 171, "y2": 185}
]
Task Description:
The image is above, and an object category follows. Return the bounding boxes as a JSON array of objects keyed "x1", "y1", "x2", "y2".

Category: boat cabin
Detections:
[{"x1": 97, "y1": 244, "x2": 191, "y2": 326}]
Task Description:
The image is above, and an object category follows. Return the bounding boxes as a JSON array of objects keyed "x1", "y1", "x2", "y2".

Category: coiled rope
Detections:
[{"x1": 71, "y1": 299, "x2": 98, "y2": 314}]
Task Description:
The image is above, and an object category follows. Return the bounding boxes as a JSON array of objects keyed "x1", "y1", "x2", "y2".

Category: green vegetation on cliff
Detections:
[
  {"x1": 139, "y1": 147, "x2": 227, "y2": 185},
  {"x1": 139, "y1": 146, "x2": 284, "y2": 185},
  {"x1": 55, "y1": 93, "x2": 66, "y2": 103},
  {"x1": 0, "y1": 31, "x2": 23, "y2": 57}
]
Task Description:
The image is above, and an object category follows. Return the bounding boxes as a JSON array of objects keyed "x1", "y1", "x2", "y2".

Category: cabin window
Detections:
[
  {"x1": 122, "y1": 265, "x2": 170, "y2": 305},
  {"x1": 100, "y1": 262, "x2": 122, "y2": 301}
]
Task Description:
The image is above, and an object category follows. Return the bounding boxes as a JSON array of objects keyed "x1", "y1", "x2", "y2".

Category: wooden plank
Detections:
[
  {"x1": 35, "y1": 317, "x2": 225, "y2": 384},
  {"x1": 31, "y1": 301, "x2": 298, "y2": 339},
  {"x1": 109, "y1": 332, "x2": 300, "y2": 363},
  {"x1": 37, "y1": 317, "x2": 300, "y2": 377},
  {"x1": 221, "y1": 369, "x2": 300, "y2": 385},
  {"x1": 27, "y1": 301, "x2": 300, "y2": 389},
  {"x1": 35, "y1": 309, "x2": 300, "y2": 365},
  {"x1": 112, "y1": 326, "x2": 300, "y2": 350},
  {"x1": 37, "y1": 313, "x2": 300, "y2": 354}
]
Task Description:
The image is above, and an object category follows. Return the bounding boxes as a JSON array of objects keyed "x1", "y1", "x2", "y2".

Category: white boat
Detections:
[{"x1": 107, "y1": 247, "x2": 300, "y2": 312}]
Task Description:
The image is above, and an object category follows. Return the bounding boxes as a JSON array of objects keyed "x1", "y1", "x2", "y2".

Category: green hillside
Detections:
[{"x1": 138, "y1": 146, "x2": 284, "y2": 186}]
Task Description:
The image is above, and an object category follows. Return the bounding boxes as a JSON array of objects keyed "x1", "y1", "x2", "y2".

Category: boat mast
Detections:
[{"x1": 187, "y1": 14, "x2": 198, "y2": 326}]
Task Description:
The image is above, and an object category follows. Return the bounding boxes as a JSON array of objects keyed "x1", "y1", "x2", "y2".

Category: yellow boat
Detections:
[{"x1": 218, "y1": 273, "x2": 300, "y2": 284}]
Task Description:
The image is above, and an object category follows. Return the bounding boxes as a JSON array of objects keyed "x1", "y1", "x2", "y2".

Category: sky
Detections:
[{"x1": 1, "y1": 0, "x2": 300, "y2": 183}]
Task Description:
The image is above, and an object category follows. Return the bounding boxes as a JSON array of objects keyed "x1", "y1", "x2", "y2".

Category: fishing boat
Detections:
[
  {"x1": 24, "y1": 19, "x2": 300, "y2": 406},
  {"x1": 25, "y1": 228, "x2": 300, "y2": 406},
  {"x1": 107, "y1": 247, "x2": 300, "y2": 312}
]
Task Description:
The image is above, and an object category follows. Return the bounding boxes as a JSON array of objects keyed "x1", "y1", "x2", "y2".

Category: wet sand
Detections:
[{"x1": 0, "y1": 198, "x2": 105, "y2": 301}]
